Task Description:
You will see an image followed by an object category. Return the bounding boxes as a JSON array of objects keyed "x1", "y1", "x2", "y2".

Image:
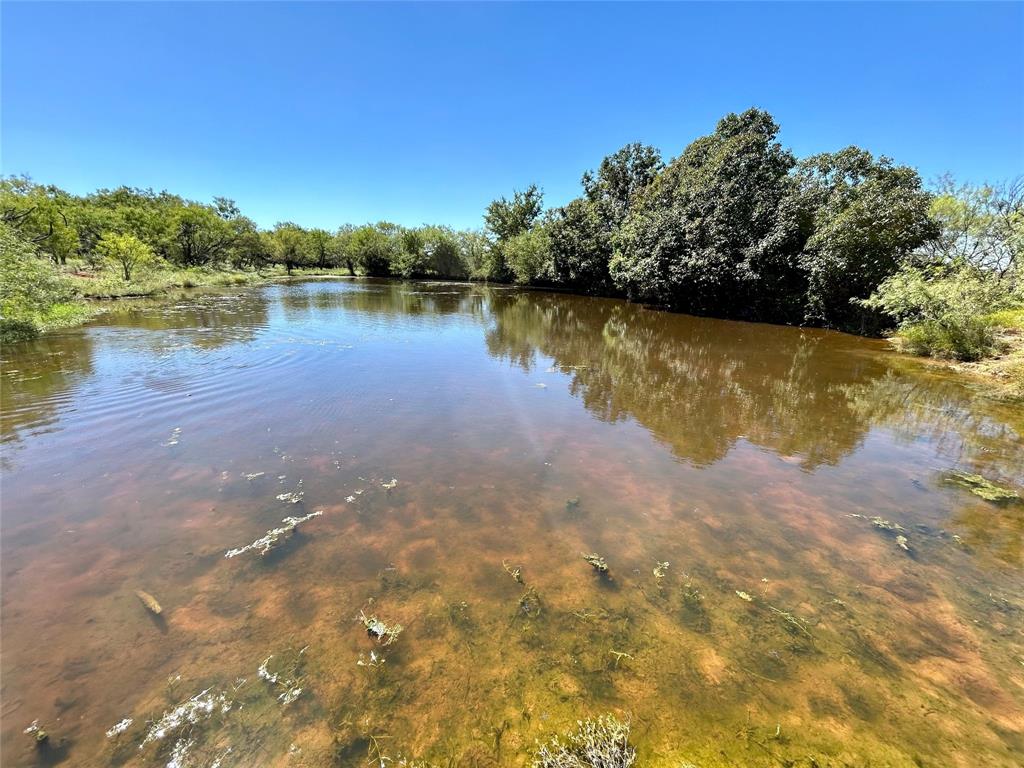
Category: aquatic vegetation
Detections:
[
  {"x1": 275, "y1": 490, "x2": 305, "y2": 504},
  {"x1": 224, "y1": 511, "x2": 322, "y2": 558},
  {"x1": 503, "y1": 558, "x2": 525, "y2": 584},
  {"x1": 135, "y1": 589, "x2": 163, "y2": 615},
  {"x1": 357, "y1": 650, "x2": 386, "y2": 668},
  {"x1": 653, "y1": 561, "x2": 669, "y2": 588},
  {"x1": 848, "y1": 514, "x2": 914, "y2": 554},
  {"x1": 257, "y1": 647, "x2": 307, "y2": 706},
  {"x1": 533, "y1": 715, "x2": 636, "y2": 768},
  {"x1": 582, "y1": 552, "x2": 609, "y2": 574},
  {"x1": 23, "y1": 719, "x2": 48, "y2": 745},
  {"x1": 608, "y1": 650, "x2": 633, "y2": 669},
  {"x1": 139, "y1": 687, "x2": 232, "y2": 750},
  {"x1": 518, "y1": 586, "x2": 543, "y2": 618},
  {"x1": 943, "y1": 470, "x2": 1021, "y2": 503},
  {"x1": 359, "y1": 610, "x2": 404, "y2": 645},
  {"x1": 678, "y1": 577, "x2": 710, "y2": 633},
  {"x1": 105, "y1": 717, "x2": 133, "y2": 739}
]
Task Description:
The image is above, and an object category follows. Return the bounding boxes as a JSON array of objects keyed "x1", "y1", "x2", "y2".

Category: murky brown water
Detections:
[{"x1": 2, "y1": 278, "x2": 1022, "y2": 768}]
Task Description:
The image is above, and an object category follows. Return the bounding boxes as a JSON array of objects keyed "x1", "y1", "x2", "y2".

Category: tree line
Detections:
[{"x1": 3, "y1": 107, "x2": 1021, "y2": 345}]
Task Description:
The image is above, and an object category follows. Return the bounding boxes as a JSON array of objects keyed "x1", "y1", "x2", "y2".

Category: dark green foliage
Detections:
[
  {"x1": 483, "y1": 185, "x2": 544, "y2": 282},
  {"x1": 356, "y1": 224, "x2": 399, "y2": 276},
  {"x1": 611, "y1": 109, "x2": 798, "y2": 317},
  {"x1": 548, "y1": 143, "x2": 663, "y2": 295},
  {"x1": 794, "y1": 147, "x2": 938, "y2": 329}
]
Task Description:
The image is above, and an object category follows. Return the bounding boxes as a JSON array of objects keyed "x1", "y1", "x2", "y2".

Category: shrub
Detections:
[
  {"x1": 0, "y1": 222, "x2": 77, "y2": 341},
  {"x1": 861, "y1": 263, "x2": 1022, "y2": 360},
  {"x1": 0, "y1": 317, "x2": 40, "y2": 343}
]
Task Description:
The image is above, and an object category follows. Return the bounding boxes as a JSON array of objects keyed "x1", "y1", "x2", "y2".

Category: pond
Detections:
[{"x1": 1, "y1": 278, "x2": 1022, "y2": 767}]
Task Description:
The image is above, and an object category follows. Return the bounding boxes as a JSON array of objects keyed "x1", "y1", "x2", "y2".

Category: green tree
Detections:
[
  {"x1": 505, "y1": 224, "x2": 552, "y2": 285},
  {"x1": 582, "y1": 142, "x2": 663, "y2": 225},
  {"x1": 611, "y1": 109, "x2": 796, "y2": 316},
  {"x1": 96, "y1": 231, "x2": 155, "y2": 280},
  {"x1": 548, "y1": 144, "x2": 662, "y2": 295},
  {"x1": 0, "y1": 176, "x2": 79, "y2": 265},
  {"x1": 921, "y1": 175, "x2": 1023, "y2": 279},
  {"x1": 795, "y1": 147, "x2": 938, "y2": 328},
  {"x1": 861, "y1": 263, "x2": 1021, "y2": 360},
  {"x1": 349, "y1": 223, "x2": 396, "y2": 276},
  {"x1": 307, "y1": 227, "x2": 337, "y2": 269},
  {"x1": 394, "y1": 227, "x2": 429, "y2": 278},
  {"x1": 270, "y1": 222, "x2": 312, "y2": 274},
  {"x1": 483, "y1": 185, "x2": 543, "y2": 281}
]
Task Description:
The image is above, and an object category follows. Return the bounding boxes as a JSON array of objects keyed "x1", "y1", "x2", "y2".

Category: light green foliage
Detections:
[
  {"x1": 862, "y1": 263, "x2": 1022, "y2": 360},
  {"x1": 505, "y1": 225, "x2": 552, "y2": 285},
  {"x1": 423, "y1": 226, "x2": 468, "y2": 279},
  {"x1": 394, "y1": 227, "x2": 429, "y2": 278},
  {"x1": 921, "y1": 175, "x2": 1023, "y2": 276},
  {"x1": 269, "y1": 222, "x2": 313, "y2": 274},
  {"x1": 458, "y1": 230, "x2": 491, "y2": 280},
  {"x1": 1, "y1": 176, "x2": 80, "y2": 265},
  {"x1": 0, "y1": 223, "x2": 80, "y2": 341},
  {"x1": 307, "y1": 228, "x2": 337, "y2": 269},
  {"x1": 96, "y1": 231, "x2": 155, "y2": 281}
]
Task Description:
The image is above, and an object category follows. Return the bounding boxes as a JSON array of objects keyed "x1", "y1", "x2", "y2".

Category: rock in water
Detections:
[{"x1": 135, "y1": 590, "x2": 163, "y2": 616}]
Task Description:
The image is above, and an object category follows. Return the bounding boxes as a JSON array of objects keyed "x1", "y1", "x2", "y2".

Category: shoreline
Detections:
[{"x1": 16, "y1": 269, "x2": 1024, "y2": 401}]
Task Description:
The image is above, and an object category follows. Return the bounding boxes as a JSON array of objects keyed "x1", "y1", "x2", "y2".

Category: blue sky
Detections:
[{"x1": 3, "y1": 2, "x2": 1022, "y2": 230}]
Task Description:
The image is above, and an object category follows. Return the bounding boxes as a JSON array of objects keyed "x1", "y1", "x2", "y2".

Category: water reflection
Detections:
[{"x1": 484, "y1": 290, "x2": 1024, "y2": 474}]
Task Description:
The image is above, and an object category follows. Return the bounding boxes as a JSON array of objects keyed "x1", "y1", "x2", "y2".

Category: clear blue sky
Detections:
[{"x1": 3, "y1": 2, "x2": 1022, "y2": 230}]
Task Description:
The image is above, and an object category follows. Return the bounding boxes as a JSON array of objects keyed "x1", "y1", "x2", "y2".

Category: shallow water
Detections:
[{"x1": 2, "y1": 278, "x2": 1022, "y2": 767}]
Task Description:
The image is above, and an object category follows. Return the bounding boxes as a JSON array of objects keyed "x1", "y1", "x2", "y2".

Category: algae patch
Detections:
[{"x1": 943, "y1": 471, "x2": 1021, "y2": 503}]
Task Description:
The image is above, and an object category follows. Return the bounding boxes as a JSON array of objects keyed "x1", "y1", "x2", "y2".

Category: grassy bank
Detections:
[
  {"x1": 67, "y1": 263, "x2": 360, "y2": 300},
  {"x1": 951, "y1": 309, "x2": 1024, "y2": 399},
  {"x1": 0, "y1": 257, "x2": 355, "y2": 343},
  {"x1": 886, "y1": 307, "x2": 1024, "y2": 400}
]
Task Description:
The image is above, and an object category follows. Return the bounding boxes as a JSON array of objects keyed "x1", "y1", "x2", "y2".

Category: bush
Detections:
[
  {"x1": 0, "y1": 222, "x2": 78, "y2": 340},
  {"x1": 897, "y1": 317, "x2": 997, "y2": 360},
  {"x1": 0, "y1": 317, "x2": 40, "y2": 343},
  {"x1": 862, "y1": 263, "x2": 1022, "y2": 360}
]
